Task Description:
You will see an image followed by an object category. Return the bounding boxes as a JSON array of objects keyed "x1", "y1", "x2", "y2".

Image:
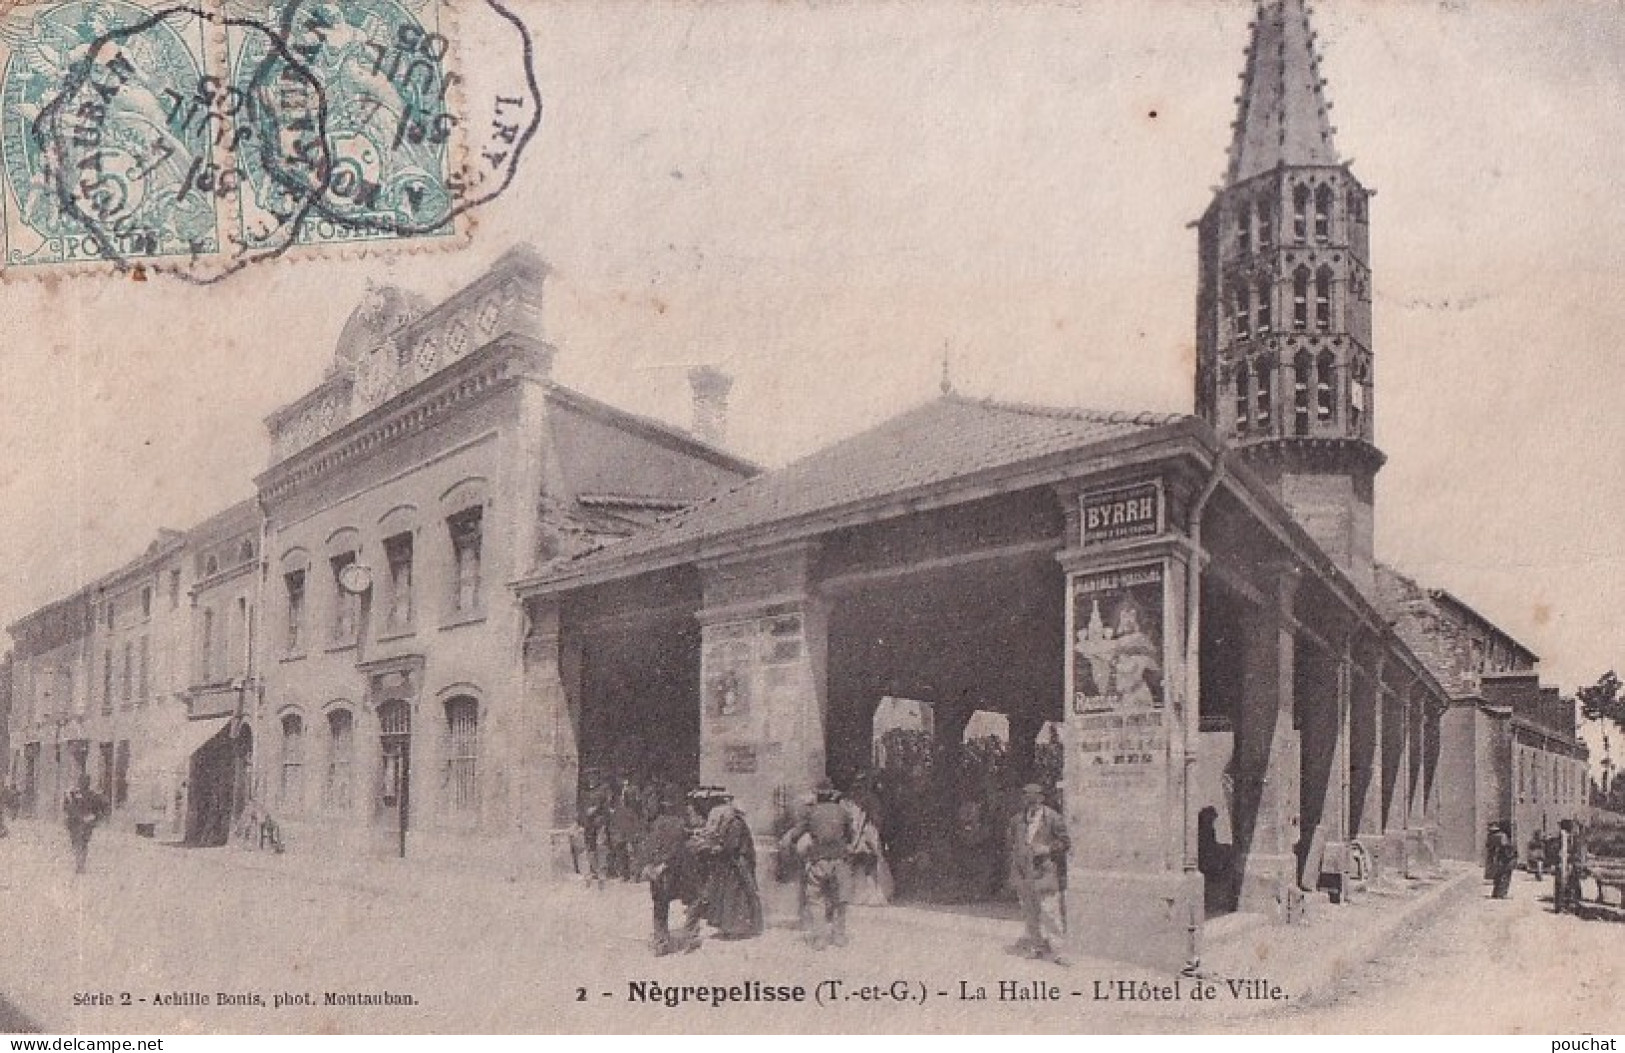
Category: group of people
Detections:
[
  {"x1": 1485, "y1": 818, "x2": 1588, "y2": 913},
  {"x1": 578, "y1": 773, "x2": 688, "y2": 885},
  {"x1": 644, "y1": 786, "x2": 765, "y2": 955},
  {"x1": 575, "y1": 779, "x2": 766, "y2": 955}
]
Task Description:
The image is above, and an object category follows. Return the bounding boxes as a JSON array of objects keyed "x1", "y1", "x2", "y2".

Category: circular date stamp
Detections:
[{"x1": 0, "y1": 0, "x2": 541, "y2": 283}]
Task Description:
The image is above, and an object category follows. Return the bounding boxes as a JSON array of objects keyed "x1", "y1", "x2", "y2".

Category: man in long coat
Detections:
[
  {"x1": 1008, "y1": 782, "x2": 1068, "y2": 961},
  {"x1": 644, "y1": 793, "x2": 700, "y2": 955},
  {"x1": 63, "y1": 775, "x2": 108, "y2": 875}
]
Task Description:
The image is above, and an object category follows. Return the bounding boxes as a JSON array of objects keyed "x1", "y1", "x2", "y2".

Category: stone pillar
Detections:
[
  {"x1": 1381, "y1": 685, "x2": 1410, "y2": 878},
  {"x1": 1350, "y1": 657, "x2": 1384, "y2": 882},
  {"x1": 521, "y1": 597, "x2": 582, "y2": 874},
  {"x1": 697, "y1": 545, "x2": 828, "y2": 918},
  {"x1": 1233, "y1": 572, "x2": 1303, "y2": 920},
  {"x1": 1060, "y1": 549, "x2": 1202, "y2": 973},
  {"x1": 1293, "y1": 639, "x2": 1345, "y2": 895},
  {"x1": 1405, "y1": 687, "x2": 1434, "y2": 874}
]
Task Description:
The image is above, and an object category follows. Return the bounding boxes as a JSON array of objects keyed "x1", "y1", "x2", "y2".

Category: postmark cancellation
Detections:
[{"x1": 0, "y1": 0, "x2": 524, "y2": 282}]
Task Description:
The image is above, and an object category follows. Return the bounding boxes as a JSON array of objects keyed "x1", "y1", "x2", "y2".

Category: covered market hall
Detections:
[{"x1": 513, "y1": 395, "x2": 1449, "y2": 971}]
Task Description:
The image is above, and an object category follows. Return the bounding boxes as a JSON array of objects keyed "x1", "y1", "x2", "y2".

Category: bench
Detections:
[{"x1": 1588, "y1": 858, "x2": 1625, "y2": 905}]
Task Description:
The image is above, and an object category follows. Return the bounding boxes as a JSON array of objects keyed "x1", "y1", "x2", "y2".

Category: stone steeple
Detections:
[
  {"x1": 1226, "y1": 0, "x2": 1340, "y2": 185},
  {"x1": 1195, "y1": 0, "x2": 1383, "y2": 595}
]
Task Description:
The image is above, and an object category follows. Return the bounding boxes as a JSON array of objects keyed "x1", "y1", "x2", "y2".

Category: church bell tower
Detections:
[{"x1": 1195, "y1": 0, "x2": 1383, "y2": 595}]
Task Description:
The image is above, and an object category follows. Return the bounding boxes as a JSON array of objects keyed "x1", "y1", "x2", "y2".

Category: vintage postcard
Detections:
[{"x1": 0, "y1": 0, "x2": 1622, "y2": 1038}]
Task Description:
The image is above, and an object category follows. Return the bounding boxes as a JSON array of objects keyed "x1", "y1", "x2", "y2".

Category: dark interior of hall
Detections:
[{"x1": 826, "y1": 551, "x2": 1065, "y2": 904}]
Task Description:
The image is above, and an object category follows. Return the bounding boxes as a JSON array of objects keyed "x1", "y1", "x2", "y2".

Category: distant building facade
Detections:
[
  {"x1": 1379, "y1": 568, "x2": 1587, "y2": 863},
  {"x1": 7, "y1": 526, "x2": 195, "y2": 835}
]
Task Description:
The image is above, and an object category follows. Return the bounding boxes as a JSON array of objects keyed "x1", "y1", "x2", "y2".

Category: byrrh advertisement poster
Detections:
[{"x1": 0, "y1": 0, "x2": 1621, "y2": 1042}]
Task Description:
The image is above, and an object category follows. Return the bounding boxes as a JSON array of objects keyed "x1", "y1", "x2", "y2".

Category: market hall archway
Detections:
[{"x1": 824, "y1": 549, "x2": 1065, "y2": 905}]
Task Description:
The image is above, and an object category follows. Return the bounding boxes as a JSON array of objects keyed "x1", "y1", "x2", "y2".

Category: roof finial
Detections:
[{"x1": 940, "y1": 340, "x2": 955, "y2": 396}]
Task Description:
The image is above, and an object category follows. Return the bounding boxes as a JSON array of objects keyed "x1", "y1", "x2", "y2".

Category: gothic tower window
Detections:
[
  {"x1": 1292, "y1": 184, "x2": 1310, "y2": 243},
  {"x1": 1292, "y1": 267, "x2": 1310, "y2": 331},
  {"x1": 1256, "y1": 277, "x2": 1273, "y2": 333},
  {"x1": 1236, "y1": 203, "x2": 1252, "y2": 256},
  {"x1": 1350, "y1": 361, "x2": 1368, "y2": 434},
  {"x1": 1315, "y1": 266, "x2": 1333, "y2": 331},
  {"x1": 1234, "y1": 284, "x2": 1251, "y2": 339},
  {"x1": 1293, "y1": 349, "x2": 1312, "y2": 436},
  {"x1": 1234, "y1": 362, "x2": 1252, "y2": 434},
  {"x1": 1346, "y1": 187, "x2": 1364, "y2": 224},
  {"x1": 1316, "y1": 350, "x2": 1337, "y2": 422},
  {"x1": 1257, "y1": 199, "x2": 1274, "y2": 252},
  {"x1": 1254, "y1": 359, "x2": 1273, "y2": 429},
  {"x1": 1314, "y1": 184, "x2": 1333, "y2": 243}
]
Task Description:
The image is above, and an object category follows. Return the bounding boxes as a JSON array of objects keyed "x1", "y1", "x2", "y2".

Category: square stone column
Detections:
[
  {"x1": 1059, "y1": 546, "x2": 1202, "y2": 973},
  {"x1": 1233, "y1": 572, "x2": 1303, "y2": 921},
  {"x1": 697, "y1": 544, "x2": 828, "y2": 910},
  {"x1": 1294, "y1": 638, "x2": 1346, "y2": 895},
  {"x1": 1405, "y1": 687, "x2": 1435, "y2": 873},
  {"x1": 1381, "y1": 686, "x2": 1411, "y2": 877},
  {"x1": 1350, "y1": 656, "x2": 1385, "y2": 881},
  {"x1": 521, "y1": 597, "x2": 582, "y2": 875}
]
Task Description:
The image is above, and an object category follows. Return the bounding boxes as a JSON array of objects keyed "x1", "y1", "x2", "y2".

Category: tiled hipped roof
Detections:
[{"x1": 538, "y1": 395, "x2": 1185, "y2": 576}]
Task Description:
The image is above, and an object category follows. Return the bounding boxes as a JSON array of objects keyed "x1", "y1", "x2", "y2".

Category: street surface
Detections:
[{"x1": 0, "y1": 823, "x2": 1619, "y2": 1034}]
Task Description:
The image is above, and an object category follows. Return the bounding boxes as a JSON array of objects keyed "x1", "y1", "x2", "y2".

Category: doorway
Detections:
[{"x1": 377, "y1": 699, "x2": 411, "y2": 858}]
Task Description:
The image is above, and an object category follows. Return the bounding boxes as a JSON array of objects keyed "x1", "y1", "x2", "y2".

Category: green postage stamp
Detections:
[{"x1": 0, "y1": 0, "x2": 469, "y2": 281}]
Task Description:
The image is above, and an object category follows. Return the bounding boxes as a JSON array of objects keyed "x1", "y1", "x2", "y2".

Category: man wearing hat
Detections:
[
  {"x1": 781, "y1": 778, "x2": 856, "y2": 949},
  {"x1": 1008, "y1": 782, "x2": 1068, "y2": 961},
  {"x1": 1486, "y1": 821, "x2": 1516, "y2": 900}
]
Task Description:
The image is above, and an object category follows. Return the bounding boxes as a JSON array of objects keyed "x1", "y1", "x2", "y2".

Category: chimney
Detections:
[{"x1": 687, "y1": 366, "x2": 732, "y2": 447}]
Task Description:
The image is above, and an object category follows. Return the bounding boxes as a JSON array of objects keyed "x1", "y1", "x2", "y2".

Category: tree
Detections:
[{"x1": 1579, "y1": 670, "x2": 1625, "y2": 731}]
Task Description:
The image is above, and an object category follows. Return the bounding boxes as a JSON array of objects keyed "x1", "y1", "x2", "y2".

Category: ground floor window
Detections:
[
  {"x1": 326, "y1": 709, "x2": 353, "y2": 812},
  {"x1": 444, "y1": 696, "x2": 479, "y2": 815},
  {"x1": 281, "y1": 714, "x2": 305, "y2": 814}
]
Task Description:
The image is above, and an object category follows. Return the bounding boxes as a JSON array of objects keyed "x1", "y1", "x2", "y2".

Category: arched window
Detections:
[
  {"x1": 199, "y1": 608, "x2": 216, "y2": 683},
  {"x1": 1314, "y1": 184, "x2": 1333, "y2": 243},
  {"x1": 1256, "y1": 278, "x2": 1273, "y2": 334},
  {"x1": 444, "y1": 696, "x2": 480, "y2": 815},
  {"x1": 1292, "y1": 184, "x2": 1310, "y2": 243},
  {"x1": 326, "y1": 709, "x2": 354, "y2": 812},
  {"x1": 1254, "y1": 360, "x2": 1273, "y2": 429},
  {"x1": 1350, "y1": 360, "x2": 1368, "y2": 434},
  {"x1": 280, "y1": 713, "x2": 304, "y2": 814},
  {"x1": 1257, "y1": 199, "x2": 1275, "y2": 252},
  {"x1": 1236, "y1": 202, "x2": 1251, "y2": 256},
  {"x1": 238, "y1": 539, "x2": 255, "y2": 565},
  {"x1": 1346, "y1": 187, "x2": 1364, "y2": 224},
  {"x1": 1234, "y1": 285, "x2": 1251, "y2": 340},
  {"x1": 1293, "y1": 349, "x2": 1312, "y2": 436},
  {"x1": 1316, "y1": 350, "x2": 1337, "y2": 422},
  {"x1": 1234, "y1": 362, "x2": 1252, "y2": 434},
  {"x1": 1315, "y1": 267, "x2": 1333, "y2": 331},
  {"x1": 1292, "y1": 267, "x2": 1310, "y2": 331}
]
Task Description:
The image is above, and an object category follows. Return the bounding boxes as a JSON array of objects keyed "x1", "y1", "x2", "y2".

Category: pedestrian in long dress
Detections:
[
  {"x1": 843, "y1": 777, "x2": 892, "y2": 906},
  {"x1": 689, "y1": 787, "x2": 764, "y2": 940}
]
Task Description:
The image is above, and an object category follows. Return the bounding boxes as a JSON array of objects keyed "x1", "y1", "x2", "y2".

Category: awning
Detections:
[{"x1": 137, "y1": 715, "x2": 231, "y2": 777}]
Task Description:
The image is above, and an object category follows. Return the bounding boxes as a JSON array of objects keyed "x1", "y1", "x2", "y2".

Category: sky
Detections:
[{"x1": 0, "y1": 0, "x2": 1622, "y2": 695}]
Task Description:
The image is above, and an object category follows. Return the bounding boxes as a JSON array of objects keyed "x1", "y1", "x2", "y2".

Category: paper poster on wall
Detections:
[{"x1": 1071, "y1": 562, "x2": 1165, "y2": 715}]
